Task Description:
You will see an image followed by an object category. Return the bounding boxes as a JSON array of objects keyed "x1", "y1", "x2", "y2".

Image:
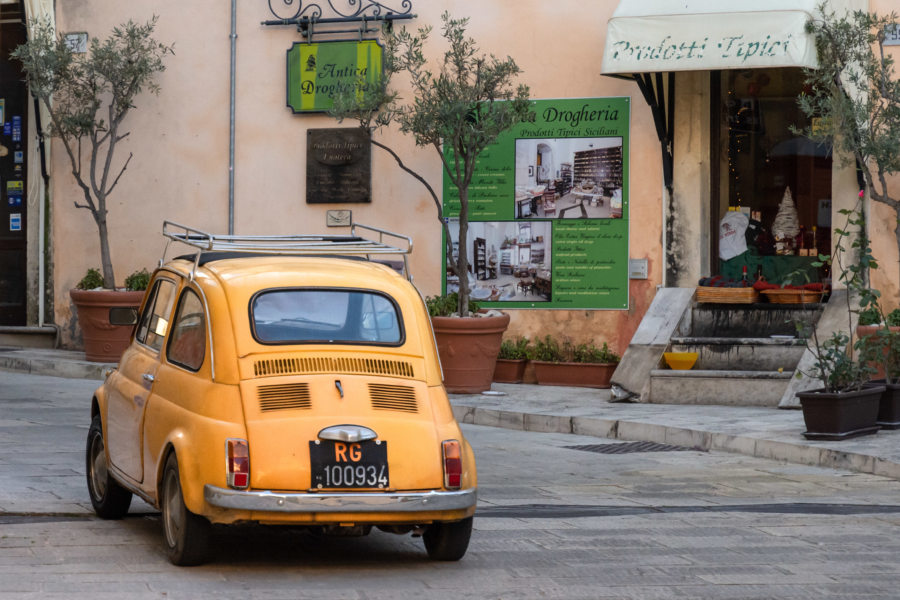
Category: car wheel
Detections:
[
  {"x1": 85, "y1": 414, "x2": 132, "y2": 519},
  {"x1": 423, "y1": 516, "x2": 473, "y2": 561},
  {"x1": 161, "y1": 453, "x2": 211, "y2": 566}
]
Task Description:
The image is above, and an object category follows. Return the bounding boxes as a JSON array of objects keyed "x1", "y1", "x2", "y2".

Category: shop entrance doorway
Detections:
[
  {"x1": 711, "y1": 68, "x2": 832, "y2": 286},
  {"x1": 0, "y1": 10, "x2": 28, "y2": 325}
]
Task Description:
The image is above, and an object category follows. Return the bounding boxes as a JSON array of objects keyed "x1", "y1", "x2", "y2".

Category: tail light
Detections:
[
  {"x1": 442, "y1": 440, "x2": 462, "y2": 489},
  {"x1": 226, "y1": 438, "x2": 249, "y2": 489}
]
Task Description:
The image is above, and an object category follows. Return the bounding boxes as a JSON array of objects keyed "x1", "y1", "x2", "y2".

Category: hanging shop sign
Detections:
[
  {"x1": 287, "y1": 40, "x2": 383, "y2": 113},
  {"x1": 306, "y1": 127, "x2": 371, "y2": 204},
  {"x1": 442, "y1": 97, "x2": 630, "y2": 310}
]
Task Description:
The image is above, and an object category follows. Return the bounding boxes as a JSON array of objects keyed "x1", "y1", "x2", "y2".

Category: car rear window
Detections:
[{"x1": 251, "y1": 289, "x2": 403, "y2": 345}]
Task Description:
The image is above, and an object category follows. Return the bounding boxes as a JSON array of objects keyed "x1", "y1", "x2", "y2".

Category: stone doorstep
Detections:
[
  {"x1": 0, "y1": 326, "x2": 58, "y2": 350},
  {"x1": 648, "y1": 369, "x2": 793, "y2": 407},
  {"x1": 671, "y1": 336, "x2": 806, "y2": 346},
  {"x1": 668, "y1": 339, "x2": 805, "y2": 372}
]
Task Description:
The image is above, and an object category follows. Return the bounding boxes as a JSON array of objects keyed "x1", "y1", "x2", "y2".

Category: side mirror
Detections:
[{"x1": 109, "y1": 307, "x2": 139, "y2": 326}]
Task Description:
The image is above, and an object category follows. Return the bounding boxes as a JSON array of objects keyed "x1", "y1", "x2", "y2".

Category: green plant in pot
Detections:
[
  {"x1": 855, "y1": 302, "x2": 900, "y2": 429},
  {"x1": 13, "y1": 19, "x2": 172, "y2": 362},
  {"x1": 493, "y1": 336, "x2": 530, "y2": 384},
  {"x1": 527, "y1": 335, "x2": 620, "y2": 389},
  {"x1": 794, "y1": 207, "x2": 885, "y2": 440},
  {"x1": 332, "y1": 13, "x2": 532, "y2": 393}
]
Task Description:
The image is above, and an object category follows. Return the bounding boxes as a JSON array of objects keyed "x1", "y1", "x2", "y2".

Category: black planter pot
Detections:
[
  {"x1": 796, "y1": 385, "x2": 884, "y2": 441},
  {"x1": 870, "y1": 379, "x2": 900, "y2": 430}
]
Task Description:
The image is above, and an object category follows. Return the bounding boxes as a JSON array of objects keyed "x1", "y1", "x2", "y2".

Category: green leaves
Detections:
[{"x1": 12, "y1": 17, "x2": 173, "y2": 289}]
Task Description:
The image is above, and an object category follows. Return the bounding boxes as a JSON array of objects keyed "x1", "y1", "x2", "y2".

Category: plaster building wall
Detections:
[
  {"x1": 868, "y1": 0, "x2": 900, "y2": 309},
  {"x1": 48, "y1": 0, "x2": 664, "y2": 353}
]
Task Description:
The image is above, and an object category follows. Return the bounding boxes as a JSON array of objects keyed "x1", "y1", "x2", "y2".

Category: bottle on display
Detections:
[
  {"x1": 796, "y1": 225, "x2": 806, "y2": 254},
  {"x1": 741, "y1": 265, "x2": 748, "y2": 286}
]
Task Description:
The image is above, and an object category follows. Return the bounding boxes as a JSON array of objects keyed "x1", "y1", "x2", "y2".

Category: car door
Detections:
[{"x1": 106, "y1": 275, "x2": 179, "y2": 482}]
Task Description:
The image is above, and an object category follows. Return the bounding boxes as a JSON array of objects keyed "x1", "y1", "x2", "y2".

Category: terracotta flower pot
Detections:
[
  {"x1": 70, "y1": 289, "x2": 144, "y2": 362},
  {"x1": 493, "y1": 358, "x2": 526, "y2": 383},
  {"x1": 796, "y1": 385, "x2": 884, "y2": 441},
  {"x1": 431, "y1": 312, "x2": 510, "y2": 394},
  {"x1": 531, "y1": 360, "x2": 617, "y2": 389},
  {"x1": 856, "y1": 325, "x2": 900, "y2": 379}
]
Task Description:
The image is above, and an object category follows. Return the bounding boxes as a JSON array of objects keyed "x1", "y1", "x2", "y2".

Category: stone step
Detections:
[
  {"x1": 0, "y1": 326, "x2": 57, "y2": 350},
  {"x1": 669, "y1": 337, "x2": 806, "y2": 371},
  {"x1": 689, "y1": 303, "x2": 823, "y2": 338},
  {"x1": 648, "y1": 369, "x2": 794, "y2": 407}
]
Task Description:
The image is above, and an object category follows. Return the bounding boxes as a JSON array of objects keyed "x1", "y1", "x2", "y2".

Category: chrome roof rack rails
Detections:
[{"x1": 160, "y1": 221, "x2": 414, "y2": 281}]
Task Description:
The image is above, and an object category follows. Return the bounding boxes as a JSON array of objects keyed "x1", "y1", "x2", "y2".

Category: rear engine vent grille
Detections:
[
  {"x1": 368, "y1": 384, "x2": 418, "y2": 413},
  {"x1": 258, "y1": 383, "x2": 312, "y2": 412},
  {"x1": 254, "y1": 357, "x2": 414, "y2": 379}
]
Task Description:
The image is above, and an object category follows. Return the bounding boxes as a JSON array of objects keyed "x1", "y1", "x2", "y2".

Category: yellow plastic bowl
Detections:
[{"x1": 663, "y1": 352, "x2": 698, "y2": 370}]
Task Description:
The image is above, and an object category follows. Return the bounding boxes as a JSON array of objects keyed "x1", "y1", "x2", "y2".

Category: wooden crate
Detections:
[
  {"x1": 696, "y1": 286, "x2": 759, "y2": 304},
  {"x1": 761, "y1": 289, "x2": 824, "y2": 304}
]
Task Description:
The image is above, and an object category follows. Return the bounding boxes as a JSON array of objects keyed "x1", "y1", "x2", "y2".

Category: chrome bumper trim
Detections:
[{"x1": 204, "y1": 485, "x2": 477, "y2": 513}]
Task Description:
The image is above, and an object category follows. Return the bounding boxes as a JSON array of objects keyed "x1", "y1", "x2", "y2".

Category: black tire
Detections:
[
  {"x1": 423, "y1": 516, "x2": 473, "y2": 561},
  {"x1": 161, "y1": 453, "x2": 211, "y2": 566},
  {"x1": 85, "y1": 414, "x2": 132, "y2": 519}
]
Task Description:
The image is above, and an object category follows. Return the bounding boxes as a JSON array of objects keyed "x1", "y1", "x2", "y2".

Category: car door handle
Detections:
[{"x1": 142, "y1": 373, "x2": 155, "y2": 383}]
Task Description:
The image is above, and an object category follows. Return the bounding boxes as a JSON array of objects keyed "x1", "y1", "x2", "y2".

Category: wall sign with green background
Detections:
[
  {"x1": 287, "y1": 40, "x2": 383, "y2": 113},
  {"x1": 442, "y1": 97, "x2": 630, "y2": 309}
]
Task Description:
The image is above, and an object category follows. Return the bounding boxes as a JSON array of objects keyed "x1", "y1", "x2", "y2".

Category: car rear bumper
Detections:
[{"x1": 204, "y1": 485, "x2": 477, "y2": 513}]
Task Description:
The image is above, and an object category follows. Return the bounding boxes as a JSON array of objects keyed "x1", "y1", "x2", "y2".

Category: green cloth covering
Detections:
[{"x1": 721, "y1": 252, "x2": 820, "y2": 285}]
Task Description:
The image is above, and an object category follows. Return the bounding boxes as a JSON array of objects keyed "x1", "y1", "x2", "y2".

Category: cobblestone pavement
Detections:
[{"x1": 3, "y1": 371, "x2": 900, "y2": 599}]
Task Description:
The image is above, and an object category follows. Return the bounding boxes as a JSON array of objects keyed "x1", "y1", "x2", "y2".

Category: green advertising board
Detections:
[
  {"x1": 442, "y1": 97, "x2": 630, "y2": 309},
  {"x1": 287, "y1": 40, "x2": 383, "y2": 113}
]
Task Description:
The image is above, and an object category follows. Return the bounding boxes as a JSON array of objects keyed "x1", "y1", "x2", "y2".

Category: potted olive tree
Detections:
[
  {"x1": 13, "y1": 19, "x2": 173, "y2": 361},
  {"x1": 332, "y1": 13, "x2": 532, "y2": 392}
]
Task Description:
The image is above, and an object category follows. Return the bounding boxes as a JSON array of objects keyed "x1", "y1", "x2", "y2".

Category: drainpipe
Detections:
[
  {"x1": 229, "y1": 0, "x2": 237, "y2": 235},
  {"x1": 33, "y1": 98, "x2": 52, "y2": 331}
]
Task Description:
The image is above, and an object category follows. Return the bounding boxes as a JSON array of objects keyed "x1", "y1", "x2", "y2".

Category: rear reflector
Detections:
[
  {"x1": 442, "y1": 440, "x2": 462, "y2": 489},
  {"x1": 226, "y1": 438, "x2": 249, "y2": 489}
]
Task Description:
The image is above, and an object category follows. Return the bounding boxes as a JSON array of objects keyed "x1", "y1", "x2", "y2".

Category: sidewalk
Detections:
[{"x1": 3, "y1": 345, "x2": 900, "y2": 480}]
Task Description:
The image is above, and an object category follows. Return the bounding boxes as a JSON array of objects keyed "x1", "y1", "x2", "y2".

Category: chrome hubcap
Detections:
[
  {"x1": 89, "y1": 434, "x2": 108, "y2": 499},
  {"x1": 163, "y1": 469, "x2": 185, "y2": 547}
]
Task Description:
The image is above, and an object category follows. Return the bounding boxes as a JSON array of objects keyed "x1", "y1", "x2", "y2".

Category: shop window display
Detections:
[{"x1": 714, "y1": 68, "x2": 831, "y2": 287}]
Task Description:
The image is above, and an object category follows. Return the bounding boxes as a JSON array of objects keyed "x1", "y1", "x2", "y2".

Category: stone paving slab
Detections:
[{"x1": 4, "y1": 347, "x2": 900, "y2": 480}]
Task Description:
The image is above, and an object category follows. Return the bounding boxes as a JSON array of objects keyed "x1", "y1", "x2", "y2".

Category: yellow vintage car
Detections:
[{"x1": 86, "y1": 223, "x2": 476, "y2": 565}]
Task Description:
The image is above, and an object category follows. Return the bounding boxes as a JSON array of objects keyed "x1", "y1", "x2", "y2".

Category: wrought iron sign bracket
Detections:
[{"x1": 262, "y1": 1, "x2": 415, "y2": 42}]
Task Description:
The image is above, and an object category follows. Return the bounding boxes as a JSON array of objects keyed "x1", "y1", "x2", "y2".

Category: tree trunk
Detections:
[
  {"x1": 97, "y1": 217, "x2": 116, "y2": 289},
  {"x1": 456, "y1": 187, "x2": 470, "y2": 316},
  {"x1": 895, "y1": 216, "x2": 900, "y2": 292}
]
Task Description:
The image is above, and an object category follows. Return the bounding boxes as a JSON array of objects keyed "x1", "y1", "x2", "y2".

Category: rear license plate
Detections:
[{"x1": 309, "y1": 440, "x2": 389, "y2": 489}]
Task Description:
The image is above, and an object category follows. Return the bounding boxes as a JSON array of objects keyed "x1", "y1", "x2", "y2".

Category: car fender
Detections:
[{"x1": 153, "y1": 428, "x2": 206, "y2": 513}]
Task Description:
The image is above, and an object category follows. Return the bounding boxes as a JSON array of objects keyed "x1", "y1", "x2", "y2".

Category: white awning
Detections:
[{"x1": 602, "y1": 0, "x2": 827, "y2": 74}]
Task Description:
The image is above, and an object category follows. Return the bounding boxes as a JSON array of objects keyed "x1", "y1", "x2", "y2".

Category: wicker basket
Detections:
[
  {"x1": 696, "y1": 286, "x2": 759, "y2": 304},
  {"x1": 761, "y1": 289, "x2": 824, "y2": 304}
]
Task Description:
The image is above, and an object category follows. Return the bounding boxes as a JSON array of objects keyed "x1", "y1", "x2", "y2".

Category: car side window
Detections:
[
  {"x1": 166, "y1": 289, "x2": 206, "y2": 371},
  {"x1": 135, "y1": 278, "x2": 178, "y2": 352}
]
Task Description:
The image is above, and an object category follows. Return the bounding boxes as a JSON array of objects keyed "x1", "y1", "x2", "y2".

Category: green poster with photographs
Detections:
[{"x1": 442, "y1": 97, "x2": 630, "y2": 309}]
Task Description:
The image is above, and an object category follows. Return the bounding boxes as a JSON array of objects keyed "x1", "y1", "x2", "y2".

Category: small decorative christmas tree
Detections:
[{"x1": 772, "y1": 186, "x2": 800, "y2": 254}]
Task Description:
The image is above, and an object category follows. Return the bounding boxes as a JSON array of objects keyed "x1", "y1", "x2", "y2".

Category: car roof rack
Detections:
[{"x1": 161, "y1": 221, "x2": 414, "y2": 281}]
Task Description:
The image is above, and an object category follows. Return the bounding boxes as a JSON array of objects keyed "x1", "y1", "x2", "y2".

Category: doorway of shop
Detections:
[{"x1": 0, "y1": 8, "x2": 28, "y2": 325}]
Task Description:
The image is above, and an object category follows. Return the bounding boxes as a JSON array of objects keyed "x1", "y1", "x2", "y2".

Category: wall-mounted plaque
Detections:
[{"x1": 307, "y1": 128, "x2": 371, "y2": 204}]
